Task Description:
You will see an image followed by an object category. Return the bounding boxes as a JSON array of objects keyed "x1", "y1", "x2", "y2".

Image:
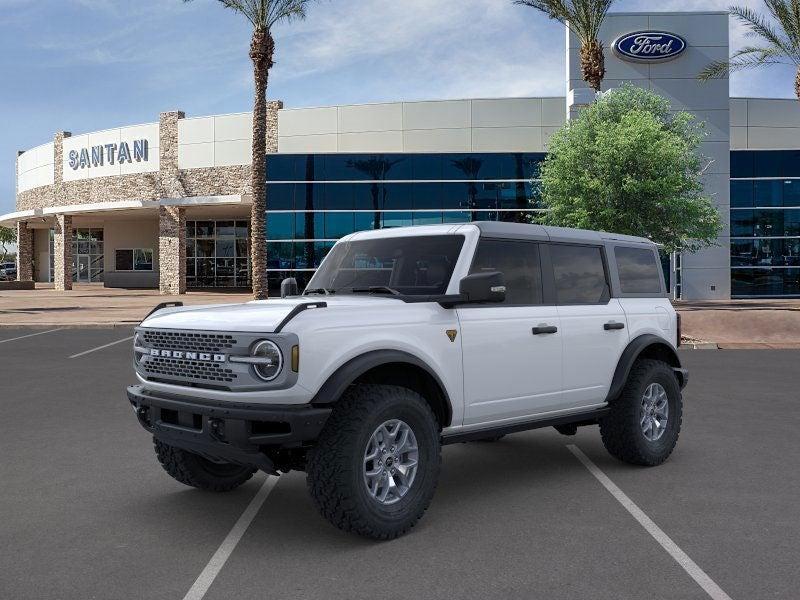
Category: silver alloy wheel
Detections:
[
  {"x1": 363, "y1": 419, "x2": 419, "y2": 505},
  {"x1": 640, "y1": 382, "x2": 669, "y2": 442}
]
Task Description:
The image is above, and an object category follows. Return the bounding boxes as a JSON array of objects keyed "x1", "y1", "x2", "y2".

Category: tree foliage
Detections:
[
  {"x1": 515, "y1": 0, "x2": 615, "y2": 91},
  {"x1": 699, "y1": 2, "x2": 800, "y2": 100},
  {"x1": 537, "y1": 84, "x2": 722, "y2": 253},
  {"x1": 0, "y1": 226, "x2": 15, "y2": 262}
]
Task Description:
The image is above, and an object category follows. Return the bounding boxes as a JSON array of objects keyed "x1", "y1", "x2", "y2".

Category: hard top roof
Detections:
[{"x1": 472, "y1": 222, "x2": 654, "y2": 246}]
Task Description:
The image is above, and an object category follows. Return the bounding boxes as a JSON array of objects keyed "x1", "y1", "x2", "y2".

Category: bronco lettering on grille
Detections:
[{"x1": 149, "y1": 349, "x2": 226, "y2": 362}]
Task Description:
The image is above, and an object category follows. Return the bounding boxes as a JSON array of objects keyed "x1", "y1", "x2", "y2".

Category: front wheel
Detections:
[
  {"x1": 599, "y1": 359, "x2": 683, "y2": 466},
  {"x1": 306, "y1": 384, "x2": 441, "y2": 540}
]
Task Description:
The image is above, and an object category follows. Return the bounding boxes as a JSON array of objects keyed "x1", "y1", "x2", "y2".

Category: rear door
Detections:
[
  {"x1": 547, "y1": 243, "x2": 629, "y2": 408},
  {"x1": 458, "y1": 239, "x2": 562, "y2": 426}
]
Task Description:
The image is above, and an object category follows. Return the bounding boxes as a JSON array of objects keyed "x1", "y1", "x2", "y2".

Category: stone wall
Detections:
[
  {"x1": 158, "y1": 206, "x2": 186, "y2": 295},
  {"x1": 15, "y1": 221, "x2": 33, "y2": 281},
  {"x1": 53, "y1": 214, "x2": 73, "y2": 291}
]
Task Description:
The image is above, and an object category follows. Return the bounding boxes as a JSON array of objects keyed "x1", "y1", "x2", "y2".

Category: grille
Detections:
[
  {"x1": 143, "y1": 356, "x2": 238, "y2": 384},
  {"x1": 142, "y1": 330, "x2": 237, "y2": 353}
]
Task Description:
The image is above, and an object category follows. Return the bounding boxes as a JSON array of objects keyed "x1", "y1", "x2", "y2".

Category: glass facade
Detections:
[
  {"x1": 264, "y1": 152, "x2": 546, "y2": 292},
  {"x1": 731, "y1": 151, "x2": 800, "y2": 297},
  {"x1": 186, "y1": 220, "x2": 251, "y2": 288}
]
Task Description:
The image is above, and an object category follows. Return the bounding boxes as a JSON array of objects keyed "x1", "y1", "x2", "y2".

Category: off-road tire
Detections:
[
  {"x1": 153, "y1": 438, "x2": 255, "y2": 492},
  {"x1": 599, "y1": 359, "x2": 683, "y2": 466},
  {"x1": 306, "y1": 384, "x2": 441, "y2": 540}
]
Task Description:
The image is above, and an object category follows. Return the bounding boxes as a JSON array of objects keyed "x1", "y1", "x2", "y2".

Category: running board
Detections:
[{"x1": 441, "y1": 407, "x2": 610, "y2": 445}]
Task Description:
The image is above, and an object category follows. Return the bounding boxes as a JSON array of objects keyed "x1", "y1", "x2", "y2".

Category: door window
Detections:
[
  {"x1": 469, "y1": 239, "x2": 542, "y2": 305},
  {"x1": 550, "y1": 244, "x2": 608, "y2": 304}
]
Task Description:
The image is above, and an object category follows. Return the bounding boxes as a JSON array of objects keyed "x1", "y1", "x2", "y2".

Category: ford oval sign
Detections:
[{"x1": 613, "y1": 31, "x2": 687, "y2": 63}]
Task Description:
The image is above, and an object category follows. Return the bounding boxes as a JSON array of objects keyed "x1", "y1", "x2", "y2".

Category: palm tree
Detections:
[
  {"x1": 515, "y1": 0, "x2": 615, "y2": 92},
  {"x1": 699, "y1": 3, "x2": 800, "y2": 101},
  {"x1": 184, "y1": 0, "x2": 315, "y2": 299}
]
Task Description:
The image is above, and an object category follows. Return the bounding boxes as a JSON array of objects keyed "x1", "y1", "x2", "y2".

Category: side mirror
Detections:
[
  {"x1": 458, "y1": 271, "x2": 506, "y2": 304},
  {"x1": 280, "y1": 277, "x2": 299, "y2": 298}
]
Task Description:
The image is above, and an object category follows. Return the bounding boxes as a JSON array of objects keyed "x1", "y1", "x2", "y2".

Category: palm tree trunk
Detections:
[
  {"x1": 796, "y1": 68, "x2": 800, "y2": 102},
  {"x1": 580, "y1": 40, "x2": 605, "y2": 92},
  {"x1": 249, "y1": 29, "x2": 274, "y2": 300}
]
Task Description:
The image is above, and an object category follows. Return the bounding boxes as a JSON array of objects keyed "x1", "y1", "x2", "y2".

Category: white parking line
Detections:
[
  {"x1": 567, "y1": 445, "x2": 733, "y2": 600},
  {"x1": 68, "y1": 335, "x2": 134, "y2": 359},
  {"x1": 183, "y1": 476, "x2": 278, "y2": 600},
  {"x1": 0, "y1": 329, "x2": 63, "y2": 345}
]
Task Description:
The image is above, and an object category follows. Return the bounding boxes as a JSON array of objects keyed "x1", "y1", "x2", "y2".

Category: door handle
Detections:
[
  {"x1": 532, "y1": 325, "x2": 558, "y2": 335},
  {"x1": 604, "y1": 322, "x2": 625, "y2": 331}
]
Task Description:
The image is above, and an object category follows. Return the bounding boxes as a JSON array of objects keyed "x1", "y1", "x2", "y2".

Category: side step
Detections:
[{"x1": 441, "y1": 407, "x2": 610, "y2": 445}]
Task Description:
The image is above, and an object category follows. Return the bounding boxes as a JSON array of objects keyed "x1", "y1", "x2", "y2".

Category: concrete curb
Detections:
[{"x1": 684, "y1": 342, "x2": 720, "y2": 350}]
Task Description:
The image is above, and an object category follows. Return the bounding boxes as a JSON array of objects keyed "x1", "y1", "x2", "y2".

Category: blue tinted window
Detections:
[
  {"x1": 730, "y1": 152, "x2": 754, "y2": 178},
  {"x1": 355, "y1": 211, "x2": 380, "y2": 232},
  {"x1": 730, "y1": 181, "x2": 753, "y2": 208},
  {"x1": 413, "y1": 212, "x2": 443, "y2": 225},
  {"x1": 266, "y1": 155, "x2": 296, "y2": 181},
  {"x1": 294, "y1": 183, "x2": 325, "y2": 211},
  {"x1": 381, "y1": 183, "x2": 413, "y2": 210},
  {"x1": 382, "y1": 212, "x2": 413, "y2": 228},
  {"x1": 267, "y1": 242, "x2": 294, "y2": 270},
  {"x1": 325, "y1": 183, "x2": 354, "y2": 210},
  {"x1": 353, "y1": 183, "x2": 379, "y2": 210},
  {"x1": 732, "y1": 268, "x2": 800, "y2": 297},
  {"x1": 444, "y1": 155, "x2": 485, "y2": 180},
  {"x1": 266, "y1": 213, "x2": 294, "y2": 240},
  {"x1": 754, "y1": 151, "x2": 783, "y2": 177},
  {"x1": 294, "y1": 212, "x2": 324, "y2": 240},
  {"x1": 412, "y1": 155, "x2": 442, "y2": 180},
  {"x1": 784, "y1": 180, "x2": 800, "y2": 207},
  {"x1": 267, "y1": 184, "x2": 294, "y2": 210},
  {"x1": 325, "y1": 212, "x2": 355, "y2": 238},
  {"x1": 442, "y1": 183, "x2": 469, "y2": 209},
  {"x1": 443, "y1": 211, "x2": 471, "y2": 223},
  {"x1": 412, "y1": 183, "x2": 443, "y2": 209},
  {"x1": 472, "y1": 183, "x2": 499, "y2": 210},
  {"x1": 754, "y1": 180, "x2": 783, "y2": 207},
  {"x1": 786, "y1": 210, "x2": 800, "y2": 235}
]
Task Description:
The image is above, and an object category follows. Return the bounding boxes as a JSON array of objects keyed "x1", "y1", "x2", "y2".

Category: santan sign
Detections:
[
  {"x1": 613, "y1": 31, "x2": 687, "y2": 62},
  {"x1": 68, "y1": 139, "x2": 149, "y2": 170}
]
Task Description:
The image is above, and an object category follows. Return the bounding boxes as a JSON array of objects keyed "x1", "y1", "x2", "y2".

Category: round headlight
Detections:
[{"x1": 252, "y1": 340, "x2": 283, "y2": 381}]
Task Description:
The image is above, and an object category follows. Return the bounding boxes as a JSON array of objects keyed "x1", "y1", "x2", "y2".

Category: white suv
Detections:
[{"x1": 128, "y1": 222, "x2": 687, "y2": 539}]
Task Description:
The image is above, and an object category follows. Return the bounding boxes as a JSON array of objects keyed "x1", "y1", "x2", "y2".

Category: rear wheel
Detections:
[
  {"x1": 599, "y1": 359, "x2": 682, "y2": 466},
  {"x1": 153, "y1": 439, "x2": 255, "y2": 492},
  {"x1": 306, "y1": 384, "x2": 441, "y2": 540}
]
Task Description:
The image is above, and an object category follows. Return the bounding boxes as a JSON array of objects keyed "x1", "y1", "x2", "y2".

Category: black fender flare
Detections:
[
  {"x1": 311, "y1": 349, "x2": 453, "y2": 426},
  {"x1": 605, "y1": 334, "x2": 684, "y2": 403}
]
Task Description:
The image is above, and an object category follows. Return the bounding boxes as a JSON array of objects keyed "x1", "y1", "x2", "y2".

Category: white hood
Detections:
[{"x1": 140, "y1": 296, "x2": 403, "y2": 332}]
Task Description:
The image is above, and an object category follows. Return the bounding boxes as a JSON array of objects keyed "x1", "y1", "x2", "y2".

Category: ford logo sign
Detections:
[{"x1": 613, "y1": 31, "x2": 687, "y2": 63}]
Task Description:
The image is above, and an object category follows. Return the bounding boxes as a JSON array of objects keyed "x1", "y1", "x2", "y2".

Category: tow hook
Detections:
[
  {"x1": 209, "y1": 418, "x2": 225, "y2": 441},
  {"x1": 135, "y1": 406, "x2": 150, "y2": 427}
]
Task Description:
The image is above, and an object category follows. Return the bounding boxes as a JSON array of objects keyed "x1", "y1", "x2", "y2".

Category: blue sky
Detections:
[{"x1": 1, "y1": 0, "x2": 797, "y2": 215}]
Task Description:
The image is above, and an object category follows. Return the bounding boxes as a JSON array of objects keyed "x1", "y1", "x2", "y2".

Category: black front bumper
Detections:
[{"x1": 127, "y1": 385, "x2": 332, "y2": 473}]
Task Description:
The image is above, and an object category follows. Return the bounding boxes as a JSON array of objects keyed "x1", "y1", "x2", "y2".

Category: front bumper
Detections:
[{"x1": 127, "y1": 385, "x2": 331, "y2": 473}]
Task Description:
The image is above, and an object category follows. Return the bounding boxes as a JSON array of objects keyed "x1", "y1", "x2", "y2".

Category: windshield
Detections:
[{"x1": 306, "y1": 235, "x2": 465, "y2": 296}]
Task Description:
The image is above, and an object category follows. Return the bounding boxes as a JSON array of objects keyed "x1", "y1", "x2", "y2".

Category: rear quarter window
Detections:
[{"x1": 615, "y1": 246, "x2": 663, "y2": 294}]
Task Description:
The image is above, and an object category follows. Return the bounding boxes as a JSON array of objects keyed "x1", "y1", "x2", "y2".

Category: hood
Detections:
[{"x1": 140, "y1": 295, "x2": 404, "y2": 332}]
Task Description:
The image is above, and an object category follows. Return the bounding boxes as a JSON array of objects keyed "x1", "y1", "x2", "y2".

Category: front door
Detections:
[
  {"x1": 458, "y1": 239, "x2": 562, "y2": 426},
  {"x1": 77, "y1": 255, "x2": 90, "y2": 282}
]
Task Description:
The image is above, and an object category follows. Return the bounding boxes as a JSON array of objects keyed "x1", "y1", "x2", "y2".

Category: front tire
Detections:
[
  {"x1": 153, "y1": 439, "x2": 256, "y2": 492},
  {"x1": 599, "y1": 359, "x2": 683, "y2": 466},
  {"x1": 306, "y1": 384, "x2": 441, "y2": 540}
]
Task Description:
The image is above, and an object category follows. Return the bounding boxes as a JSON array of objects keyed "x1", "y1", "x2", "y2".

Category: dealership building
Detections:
[{"x1": 4, "y1": 10, "x2": 800, "y2": 299}]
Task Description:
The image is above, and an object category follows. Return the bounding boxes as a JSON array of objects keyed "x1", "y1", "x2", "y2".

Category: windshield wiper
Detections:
[
  {"x1": 351, "y1": 286, "x2": 402, "y2": 296},
  {"x1": 304, "y1": 287, "x2": 335, "y2": 296}
]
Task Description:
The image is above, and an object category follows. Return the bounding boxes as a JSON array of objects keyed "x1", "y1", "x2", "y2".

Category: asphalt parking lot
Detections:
[{"x1": 1, "y1": 328, "x2": 799, "y2": 600}]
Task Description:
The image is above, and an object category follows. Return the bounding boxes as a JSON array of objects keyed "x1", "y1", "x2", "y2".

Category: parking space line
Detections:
[
  {"x1": 567, "y1": 445, "x2": 733, "y2": 600},
  {"x1": 0, "y1": 329, "x2": 63, "y2": 345},
  {"x1": 183, "y1": 476, "x2": 278, "y2": 600},
  {"x1": 68, "y1": 335, "x2": 134, "y2": 359}
]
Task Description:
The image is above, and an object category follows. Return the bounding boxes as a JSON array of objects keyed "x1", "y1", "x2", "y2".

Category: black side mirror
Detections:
[
  {"x1": 459, "y1": 271, "x2": 506, "y2": 304},
  {"x1": 280, "y1": 277, "x2": 299, "y2": 298}
]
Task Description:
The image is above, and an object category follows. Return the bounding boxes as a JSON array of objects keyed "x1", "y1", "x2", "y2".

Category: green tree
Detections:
[
  {"x1": 184, "y1": 0, "x2": 316, "y2": 299},
  {"x1": 699, "y1": 2, "x2": 800, "y2": 100},
  {"x1": 515, "y1": 0, "x2": 615, "y2": 92},
  {"x1": 536, "y1": 84, "x2": 722, "y2": 253},
  {"x1": 0, "y1": 226, "x2": 15, "y2": 263}
]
